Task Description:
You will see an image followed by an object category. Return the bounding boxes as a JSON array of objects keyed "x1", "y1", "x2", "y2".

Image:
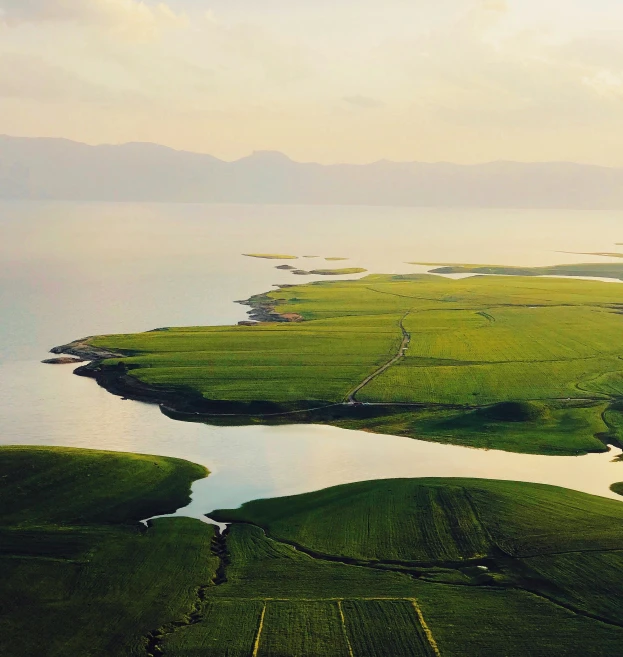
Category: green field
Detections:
[
  {"x1": 72, "y1": 271, "x2": 623, "y2": 454},
  {"x1": 0, "y1": 446, "x2": 216, "y2": 657},
  {"x1": 5, "y1": 446, "x2": 623, "y2": 655}
]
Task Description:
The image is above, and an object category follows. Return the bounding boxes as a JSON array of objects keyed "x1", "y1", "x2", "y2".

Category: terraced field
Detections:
[{"x1": 69, "y1": 271, "x2": 623, "y2": 454}]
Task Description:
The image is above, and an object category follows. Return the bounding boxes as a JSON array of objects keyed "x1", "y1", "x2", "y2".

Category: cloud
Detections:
[
  {"x1": 0, "y1": 0, "x2": 187, "y2": 39},
  {"x1": 343, "y1": 95, "x2": 385, "y2": 109},
  {"x1": 0, "y1": 52, "x2": 146, "y2": 104}
]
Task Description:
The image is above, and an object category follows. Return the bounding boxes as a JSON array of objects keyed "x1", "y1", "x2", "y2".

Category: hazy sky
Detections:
[{"x1": 0, "y1": 0, "x2": 622, "y2": 164}]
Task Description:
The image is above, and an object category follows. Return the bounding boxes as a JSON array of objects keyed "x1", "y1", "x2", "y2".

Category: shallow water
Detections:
[{"x1": 1, "y1": 202, "x2": 622, "y2": 519}]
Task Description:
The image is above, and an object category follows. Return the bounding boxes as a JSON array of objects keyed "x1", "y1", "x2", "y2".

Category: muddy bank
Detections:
[{"x1": 41, "y1": 356, "x2": 85, "y2": 365}]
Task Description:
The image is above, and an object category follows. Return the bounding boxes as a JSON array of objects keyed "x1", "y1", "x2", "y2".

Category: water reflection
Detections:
[{"x1": 1, "y1": 202, "x2": 623, "y2": 520}]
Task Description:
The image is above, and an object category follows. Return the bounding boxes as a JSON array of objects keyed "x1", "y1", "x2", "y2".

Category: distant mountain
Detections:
[{"x1": 1, "y1": 135, "x2": 623, "y2": 208}]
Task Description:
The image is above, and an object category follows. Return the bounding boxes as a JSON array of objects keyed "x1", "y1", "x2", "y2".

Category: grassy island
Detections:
[
  {"x1": 57, "y1": 271, "x2": 623, "y2": 455},
  {"x1": 5, "y1": 446, "x2": 623, "y2": 655},
  {"x1": 243, "y1": 253, "x2": 298, "y2": 260},
  {"x1": 410, "y1": 261, "x2": 623, "y2": 281},
  {"x1": 308, "y1": 267, "x2": 367, "y2": 275}
]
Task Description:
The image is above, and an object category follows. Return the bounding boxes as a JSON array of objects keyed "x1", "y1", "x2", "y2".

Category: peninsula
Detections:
[{"x1": 53, "y1": 270, "x2": 623, "y2": 456}]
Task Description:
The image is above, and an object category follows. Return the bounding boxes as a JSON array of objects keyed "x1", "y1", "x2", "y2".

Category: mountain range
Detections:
[{"x1": 2, "y1": 135, "x2": 622, "y2": 208}]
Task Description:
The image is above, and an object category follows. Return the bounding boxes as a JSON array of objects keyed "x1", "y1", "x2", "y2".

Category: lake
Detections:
[{"x1": 1, "y1": 201, "x2": 622, "y2": 521}]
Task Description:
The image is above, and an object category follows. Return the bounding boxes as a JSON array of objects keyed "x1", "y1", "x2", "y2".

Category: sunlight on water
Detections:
[{"x1": 1, "y1": 202, "x2": 622, "y2": 519}]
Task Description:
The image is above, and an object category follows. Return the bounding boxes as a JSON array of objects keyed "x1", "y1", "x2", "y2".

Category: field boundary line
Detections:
[
  {"x1": 410, "y1": 598, "x2": 442, "y2": 657},
  {"x1": 337, "y1": 600, "x2": 355, "y2": 657},
  {"x1": 251, "y1": 602, "x2": 267, "y2": 657}
]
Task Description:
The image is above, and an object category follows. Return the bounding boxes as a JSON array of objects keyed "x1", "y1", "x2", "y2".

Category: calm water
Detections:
[{"x1": 1, "y1": 202, "x2": 622, "y2": 519}]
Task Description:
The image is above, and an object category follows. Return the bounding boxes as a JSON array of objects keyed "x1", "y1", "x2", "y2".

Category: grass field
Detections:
[
  {"x1": 0, "y1": 446, "x2": 216, "y2": 657},
  {"x1": 213, "y1": 477, "x2": 623, "y2": 562},
  {"x1": 5, "y1": 447, "x2": 623, "y2": 655},
  {"x1": 204, "y1": 476, "x2": 623, "y2": 656},
  {"x1": 78, "y1": 271, "x2": 623, "y2": 454}
]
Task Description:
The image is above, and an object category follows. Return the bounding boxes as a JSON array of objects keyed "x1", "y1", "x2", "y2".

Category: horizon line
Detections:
[{"x1": 1, "y1": 133, "x2": 620, "y2": 171}]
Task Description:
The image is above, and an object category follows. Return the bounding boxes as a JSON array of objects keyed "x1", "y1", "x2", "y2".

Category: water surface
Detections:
[{"x1": 1, "y1": 202, "x2": 622, "y2": 518}]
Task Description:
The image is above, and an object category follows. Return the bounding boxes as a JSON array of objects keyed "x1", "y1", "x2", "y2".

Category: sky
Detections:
[{"x1": 0, "y1": 0, "x2": 622, "y2": 164}]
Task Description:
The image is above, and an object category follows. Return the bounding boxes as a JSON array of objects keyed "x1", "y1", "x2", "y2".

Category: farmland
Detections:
[
  {"x1": 57, "y1": 271, "x2": 623, "y2": 454},
  {"x1": 5, "y1": 445, "x2": 623, "y2": 655},
  {"x1": 0, "y1": 446, "x2": 216, "y2": 657}
]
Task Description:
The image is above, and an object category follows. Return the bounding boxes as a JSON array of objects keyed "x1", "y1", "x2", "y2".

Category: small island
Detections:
[
  {"x1": 410, "y1": 261, "x2": 623, "y2": 281},
  {"x1": 243, "y1": 253, "x2": 298, "y2": 260},
  {"x1": 308, "y1": 267, "x2": 367, "y2": 275}
]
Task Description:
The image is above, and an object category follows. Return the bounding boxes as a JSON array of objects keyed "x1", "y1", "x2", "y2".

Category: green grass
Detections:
[
  {"x1": 335, "y1": 402, "x2": 608, "y2": 455},
  {"x1": 206, "y1": 477, "x2": 623, "y2": 655},
  {"x1": 342, "y1": 600, "x2": 437, "y2": 657},
  {"x1": 309, "y1": 267, "x2": 367, "y2": 275},
  {"x1": 213, "y1": 478, "x2": 623, "y2": 563},
  {"x1": 0, "y1": 446, "x2": 216, "y2": 657},
  {"x1": 162, "y1": 600, "x2": 264, "y2": 656},
  {"x1": 81, "y1": 272, "x2": 623, "y2": 454},
  {"x1": 5, "y1": 447, "x2": 623, "y2": 655},
  {"x1": 416, "y1": 585, "x2": 623, "y2": 657},
  {"x1": 257, "y1": 601, "x2": 352, "y2": 657}
]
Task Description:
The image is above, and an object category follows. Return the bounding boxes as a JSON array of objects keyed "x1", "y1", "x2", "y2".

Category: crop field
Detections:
[
  {"x1": 205, "y1": 476, "x2": 623, "y2": 656},
  {"x1": 82, "y1": 272, "x2": 623, "y2": 454},
  {"x1": 415, "y1": 585, "x2": 623, "y2": 657},
  {"x1": 214, "y1": 477, "x2": 623, "y2": 563},
  {"x1": 256, "y1": 601, "x2": 352, "y2": 657},
  {"x1": 5, "y1": 447, "x2": 623, "y2": 656},
  {"x1": 92, "y1": 314, "x2": 402, "y2": 403},
  {"x1": 341, "y1": 600, "x2": 437, "y2": 657},
  {"x1": 161, "y1": 600, "x2": 264, "y2": 656}
]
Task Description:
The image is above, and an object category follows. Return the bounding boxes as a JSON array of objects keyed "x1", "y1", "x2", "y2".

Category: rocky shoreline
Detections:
[{"x1": 235, "y1": 289, "x2": 303, "y2": 323}]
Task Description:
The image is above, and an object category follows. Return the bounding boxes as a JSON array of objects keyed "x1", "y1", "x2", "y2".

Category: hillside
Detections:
[{"x1": 3, "y1": 135, "x2": 623, "y2": 208}]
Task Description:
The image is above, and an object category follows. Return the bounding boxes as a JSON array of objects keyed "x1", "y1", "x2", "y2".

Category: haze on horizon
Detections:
[{"x1": 0, "y1": 0, "x2": 622, "y2": 166}]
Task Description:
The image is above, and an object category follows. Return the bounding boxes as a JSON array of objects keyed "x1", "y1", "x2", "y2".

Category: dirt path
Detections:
[{"x1": 346, "y1": 312, "x2": 411, "y2": 404}]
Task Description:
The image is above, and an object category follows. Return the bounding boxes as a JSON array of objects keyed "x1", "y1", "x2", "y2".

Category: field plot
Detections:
[
  {"x1": 416, "y1": 585, "x2": 623, "y2": 657},
  {"x1": 210, "y1": 524, "x2": 418, "y2": 600},
  {"x1": 92, "y1": 314, "x2": 402, "y2": 404},
  {"x1": 257, "y1": 601, "x2": 352, "y2": 657},
  {"x1": 209, "y1": 476, "x2": 623, "y2": 656},
  {"x1": 523, "y1": 551, "x2": 623, "y2": 623},
  {"x1": 342, "y1": 599, "x2": 437, "y2": 657},
  {"x1": 5, "y1": 446, "x2": 623, "y2": 656},
  {"x1": 81, "y1": 272, "x2": 623, "y2": 454},
  {"x1": 162, "y1": 600, "x2": 263, "y2": 656}
]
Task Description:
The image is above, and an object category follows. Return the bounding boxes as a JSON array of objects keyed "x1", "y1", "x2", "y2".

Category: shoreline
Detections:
[{"x1": 48, "y1": 277, "x2": 623, "y2": 458}]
